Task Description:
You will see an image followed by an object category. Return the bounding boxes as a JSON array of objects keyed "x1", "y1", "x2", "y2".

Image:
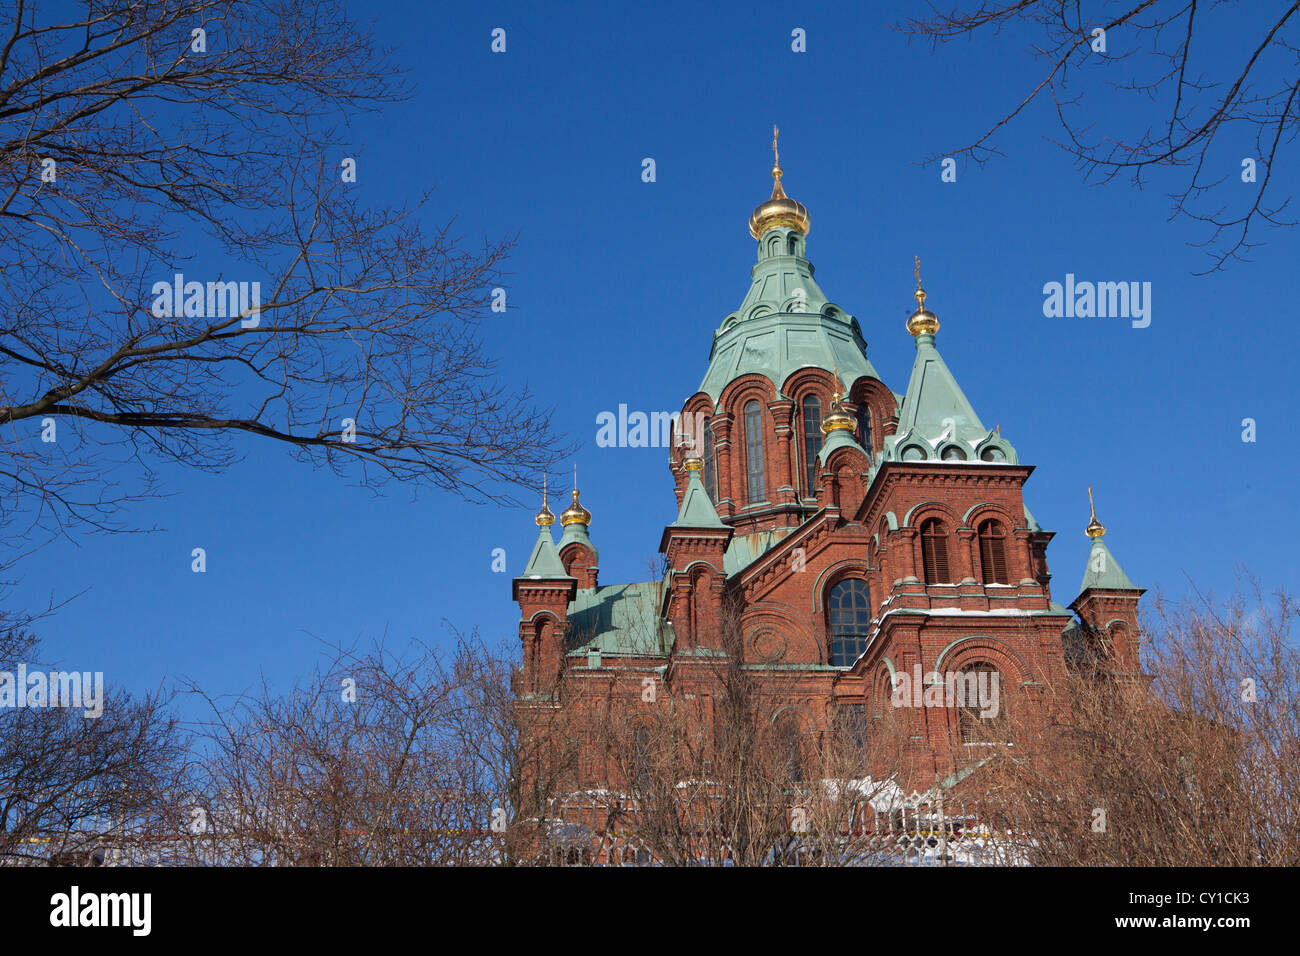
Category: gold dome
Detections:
[
  {"x1": 1086, "y1": 487, "x2": 1106, "y2": 539},
  {"x1": 560, "y1": 487, "x2": 591, "y2": 527},
  {"x1": 535, "y1": 477, "x2": 555, "y2": 527},
  {"x1": 749, "y1": 126, "x2": 811, "y2": 239},
  {"x1": 683, "y1": 456, "x2": 704, "y2": 472},
  {"x1": 821, "y1": 375, "x2": 856, "y2": 435},
  {"x1": 907, "y1": 256, "x2": 940, "y2": 337},
  {"x1": 821, "y1": 403, "x2": 855, "y2": 436}
]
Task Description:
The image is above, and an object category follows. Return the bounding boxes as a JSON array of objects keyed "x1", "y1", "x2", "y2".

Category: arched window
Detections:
[
  {"x1": 978, "y1": 519, "x2": 1010, "y2": 585},
  {"x1": 744, "y1": 400, "x2": 765, "y2": 503},
  {"x1": 874, "y1": 670, "x2": 893, "y2": 718},
  {"x1": 633, "y1": 726, "x2": 652, "y2": 791},
  {"x1": 801, "y1": 394, "x2": 822, "y2": 497},
  {"x1": 856, "y1": 403, "x2": 873, "y2": 458},
  {"x1": 701, "y1": 418, "x2": 716, "y2": 504},
  {"x1": 775, "y1": 714, "x2": 805, "y2": 781},
  {"x1": 957, "y1": 661, "x2": 1005, "y2": 743},
  {"x1": 828, "y1": 579, "x2": 871, "y2": 666},
  {"x1": 834, "y1": 704, "x2": 868, "y2": 757},
  {"x1": 920, "y1": 519, "x2": 952, "y2": 584}
]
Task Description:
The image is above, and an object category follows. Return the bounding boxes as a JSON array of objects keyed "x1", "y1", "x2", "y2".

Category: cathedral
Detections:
[{"x1": 510, "y1": 132, "x2": 1145, "y2": 794}]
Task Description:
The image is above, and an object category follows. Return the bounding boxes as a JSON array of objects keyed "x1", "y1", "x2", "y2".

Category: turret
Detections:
[
  {"x1": 1069, "y1": 488, "x2": 1145, "y2": 676},
  {"x1": 658, "y1": 457, "x2": 733, "y2": 650},
  {"x1": 557, "y1": 466, "x2": 599, "y2": 589},
  {"x1": 512, "y1": 479, "x2": 577, "y2": 694}
]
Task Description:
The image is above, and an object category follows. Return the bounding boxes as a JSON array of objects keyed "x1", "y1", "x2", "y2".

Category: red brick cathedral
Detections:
[{"x1": 511, "y1": 134, "x2": 1145, "y2": 791}]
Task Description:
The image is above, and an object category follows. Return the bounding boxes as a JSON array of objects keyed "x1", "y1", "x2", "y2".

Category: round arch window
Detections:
[{"x1": 828, "y1": 579, "x2": 871, "y2": 666}]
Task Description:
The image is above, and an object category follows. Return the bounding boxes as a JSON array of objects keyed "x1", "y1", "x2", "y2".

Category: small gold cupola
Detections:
[
  {"x1": 535, "y1": 475, "x2": 555, "y2": 527},
  {"x1": 560, "y1": 466, "x2": 592, "y2": 528},
  {"x1": 821, "y1": 370, "x2": 856, "y2": 435},
  {"x1": 749, "y1": 125, "x2": 811, "y2": 239},
  {"x1": 1086, "y1": 487, "x2": 1106, "y2": 539},
  {"x1": 907, "y1": 256, "x2": 940, "y2": 338}
]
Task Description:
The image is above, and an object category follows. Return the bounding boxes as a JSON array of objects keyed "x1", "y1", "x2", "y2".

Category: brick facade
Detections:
[{"x1": 511, "y1": 179, "x2": 1144, "y2": 798}]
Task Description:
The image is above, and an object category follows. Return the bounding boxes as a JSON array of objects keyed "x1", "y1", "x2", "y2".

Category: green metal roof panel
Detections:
[
  {"x1": 881, "y1": 335, "x2": 1018, "y2": 466},
  {"x1": 557, "y1": 521, "x2": 598, "y2": 562},
  {"x1": 697, "y1": 229, "x2": 880, "y2": 401},
  {"x1": 673, "y1": 470, "x2": 726, "y2": 528},
  {"x1": 521, "y1": 525, "x2": 571, "y2": 579},
  {"x1": 722, "y1": 527, "x2": 796, "y2": 576},
  {"x1": 1024, "y1": 505, "x2": 1042, "y2": 533},
  {"x1": 1078, "y1": 535, "x2": 1140, "y2": 594},
  {"x1": 566, "y1": 581, "x2": 666, "y2": 656},
  {"x1": 818, "y1": 426, "x2": 865, "y2": 465}
]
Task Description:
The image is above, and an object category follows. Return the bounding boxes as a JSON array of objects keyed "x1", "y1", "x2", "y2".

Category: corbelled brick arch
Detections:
[
  {"x1": 848, "y1": 376, "x2": 898, "y2": 461},
  {"x1": 742, "y1": 601, "x2": 822, "y2": 664},
  {"x1": 929, "y1": 635, "x2": 1042, "y2": 752},
  {"x1": 960, "y1": 502, "x2": 1025, "y2": 586},
  {"x1": 901, "y1": 500, "x2": 964, "y2": 585},
  {"x1": 782, "y1": 366, "x2": 841, "y2": 504},
  {"x1": 713, "y1": 372, "x2": 788, "y2": 535}
]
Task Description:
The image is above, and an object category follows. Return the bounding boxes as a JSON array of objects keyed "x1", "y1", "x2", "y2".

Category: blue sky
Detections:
[{"x1": 11, "y1": 0, "x2": 1297, "y2": 708}]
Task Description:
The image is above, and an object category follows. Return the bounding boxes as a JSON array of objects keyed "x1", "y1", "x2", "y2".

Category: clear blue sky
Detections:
[{"x1": 12, "y1": 0, "x2": 1297, "y2": 709}]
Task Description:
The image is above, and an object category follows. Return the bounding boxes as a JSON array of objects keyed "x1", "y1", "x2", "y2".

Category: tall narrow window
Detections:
[
  {"x1": 744, "y1": 400, "x2": 765, "y2": 503},
  {"x1": 801, "y1": 394, "x2": 822, "y2": 497},
  {"x1": 701, "y1": 419, "x2": 716, "y2": 503},
  {"x1": 775, "y1": 715, "x2": 804, "y2": 781},
  {"x1": 828, "y1": 578, "x2": 871, "y2": 666},
  {"x1": 856, "y1": 403, "x2": 873, "y2": 459},
  {"x1": 920, "y1": 519, "x2": 952, "y2": 584},
  {"x1": 978, "y1": 519, "x2": 1010, "y2": 584},
  {"x1": 958, "y1": 661, "x2": 1005, "y2": 743},
  {"x1": 834, "y1": 704, "x2": 868, "y2": 757},
  {"x1": 633, "y1": 726, "x2": 652, "y2": 791}
]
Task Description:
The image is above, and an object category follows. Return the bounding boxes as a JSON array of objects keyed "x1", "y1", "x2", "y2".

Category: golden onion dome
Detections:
[
  {"x1": 821, "y1": 396, "x2": 855, "y2": 435},
  {"x1": 535, "y1": 477, "x2": 555, "y2": 527},
  {"x1": 906, "y1": 256, "x2": 940, "y2": 337},
  {"x1": 1086, "y1": 487, "x2": 1106, "y2": 539},
  {"x1": 560, "y1": 487, "x2": 592, "y2": 527},
  {"x1": 749, "y1": 126, "x2": 810, "y2": 239},
  {"x1": 683, "y1": 456, "x2": 704, "y2": 473}
]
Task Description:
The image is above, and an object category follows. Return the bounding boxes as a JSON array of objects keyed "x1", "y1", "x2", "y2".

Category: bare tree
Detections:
[
  {"x1": 541, "y1": 610, "x2": 920, "y2": 867},
  {"x1": 901, "y1": 2, "x2": 1300, "y2": 271},
  {"x1": 0, "y1": 0, "x2": 569, "y2": 553},
  {"x1": 0, "y1": 619, "x2": 187, "y2": 865},
  {"x1": 962, "y1": 578, "x2": 1300, "y2": 865},
  {"x1": 183, "y1": 633, "x2": 519, "y2": 866}
]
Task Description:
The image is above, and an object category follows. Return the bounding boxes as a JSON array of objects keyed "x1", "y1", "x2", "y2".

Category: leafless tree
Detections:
[
  {"x1": 182, "y1": 632, "x2": 520, "y2": 866},
  {"x1": 0, "y1": 0, "x2": 568, "y2": 556},
  {"x1": 545, "y1": 609, "x2": 920, "y2": 866},
  {"x1": 900, "y1": 1, "x2": 1300, "y2": 271},
  {"x1": 962, "y1": 578, "x2": 1300, "y2": 865},
  {"x1": 0, "y1": 618, "x2": 188, "y2": 865}
]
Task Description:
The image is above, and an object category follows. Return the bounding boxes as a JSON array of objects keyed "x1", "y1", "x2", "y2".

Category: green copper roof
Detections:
[
  {"x1": 521, "y1": 525, "x2": 571, "y2": 579},
  {"x1": 673, "y1": 468, "x2": 726, "y2": 528},
  {"x1": 1024, "y1": 505, "x2": 1043, "y2": 533},
  {"x1": 557, "y1": 520, "x2": 598, "y2": 562},
  {"x1": 723, "y1": 527, "x2": 796, "y2": 577},
  {"x1": 1079, "y1": 534, "x2": 1140, "y2": 594},
  {"x1": 881, "y1": 332, "x2": 1017, "y2": 465},
  {"x1": 818, "y1": 425, "x2": 866, "y2": 465},
  {"x1": 698, "y1": 227, "x2": 880, "y2": 401},
  {"x1": 566, "y1": 582, "x2": 666, "y2": 656}
]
